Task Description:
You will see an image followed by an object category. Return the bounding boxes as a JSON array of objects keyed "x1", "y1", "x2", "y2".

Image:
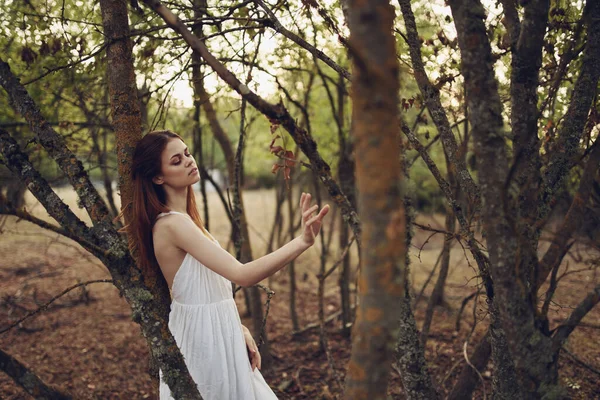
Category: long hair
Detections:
[{"x1": 116, "y1": 130, "x2": 208, "y2": 276}]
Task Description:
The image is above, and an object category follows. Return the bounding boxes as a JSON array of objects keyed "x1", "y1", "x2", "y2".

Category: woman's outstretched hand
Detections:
[{"x1": 300, "y1": 192, "x2": 330, "y2": 247}]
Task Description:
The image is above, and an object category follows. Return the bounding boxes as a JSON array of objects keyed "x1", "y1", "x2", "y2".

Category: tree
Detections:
[{"x1": 342, "y1": 1, "x2": 411, "y2": 398}]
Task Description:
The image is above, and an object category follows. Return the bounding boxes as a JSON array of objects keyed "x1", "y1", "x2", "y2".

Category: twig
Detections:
[
  {"x1": 414, "y1": 248, "x2": 444, "y2": 308},
  {"x1": 234, "y1": 283, "x2": 275, "y2": 348},
  {"x1": 292, "y1": 308, "x2": 345, "y2": 336},
  {"x1": 0, "y1": 279, "x2": 113, "y2": 334},
  {"x1": 318, "y1": 235, "x2": 356, "y2": 281},
  {"x1": 252, "y1": 0, "x2": 350, "y2": 81},
  {"x1": 563, "y1": 348, "x2": 600, "y2": 377},
  {"x1": 463, "y1": 340, "x2": 487, "y2": 400},
  {"x1": 455, "y1": 290, "x2": 482, "y2": 332}
]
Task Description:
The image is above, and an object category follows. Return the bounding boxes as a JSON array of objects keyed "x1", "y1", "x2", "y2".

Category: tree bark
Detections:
[
  {"x1": 0, "y1": 347, "x2": 72, "y2": 400},
  {"x1": 190, "y1": 0, "x2": 210, "y2": 230},
  {"x1": 98, "y1": 0, "x2": 142, "y2": 232},
  {"x1": 447, "y1": 330, "x2": 491, "y2": 400},
  {"x1": 343, "y1": 1, "x2": 410, "y2": 398},
  {"x1": 139, "y1": 0, "x2": 362, "y2": 248},
  {"x1": 540, "y1": 0, "x2": 600, "y2": 219},
  {"x1": 448, "y1": 0, "x2": 558, "y2": 396},
  {"x1": 98, "y1": 0, "x2": 203, "y2": 397},
  {"x1": 397, "y1": 0, "x2": 480, "y2": 217},
  {"x1": 0, "y1": 128, "x2": 203, "y2": 399}
]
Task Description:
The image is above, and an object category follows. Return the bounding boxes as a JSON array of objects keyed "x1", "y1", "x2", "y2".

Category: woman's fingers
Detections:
[
  {"x1": 319, "y1": 204, "x2": 330, "y2": 218},
  {"x1": 310, "y1": 205, "x2": 330, "y2": 223},
  {"x1": 305, "y1": 205, "x2": 330, "y2": 228},
  {"x1": 251, "y1": 348, "x2": 257, "y2": 370},
  {"x1": 251, "y1": 341, "x2": 261, "y2": 371},
  {"x1": 302, "y1": 192, "x2": 312, "y2": 213},
  {"x1": 305, "y1": 214, "x2": 321, "y2": 229},
  {"x1": 302, "y1": 204, "x2": 319, "y2": 221}
]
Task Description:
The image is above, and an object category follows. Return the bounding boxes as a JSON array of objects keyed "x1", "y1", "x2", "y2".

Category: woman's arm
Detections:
[{"x1": 165, "y1": 192, "x2": 329, "y2": 287}]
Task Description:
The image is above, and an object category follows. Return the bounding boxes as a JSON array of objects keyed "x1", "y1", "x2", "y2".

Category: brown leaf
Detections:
[
  {"x1": 50, "y1": 38, "x2": 62, "y2": 54},
  {"x1": 270, "y1": 121, "x2": 280, "y2": 134},
  {"x1": 269, "y1": 135, "x2": 281, "y2": 148},
  {"x1": 39, "y1": 41, "x2": 50, "y2": 56},
  {"x1": 20, "y1": 46, "x2": 37, "y2": 64},
  {"x1": 270, "y1": 145, "x2": 283, "y2": 154},
  {"x1": 284, "y1": 150, "x2": 295, "y2": 167}
]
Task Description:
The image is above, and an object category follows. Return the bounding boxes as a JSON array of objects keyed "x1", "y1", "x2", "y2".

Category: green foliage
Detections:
[{"x1": 0, "y1": 0, "x2": 593, "y2": 215}]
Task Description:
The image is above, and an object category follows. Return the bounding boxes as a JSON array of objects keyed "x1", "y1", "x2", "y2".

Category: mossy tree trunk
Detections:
[
  {"x1": 449, "y1": 0, "x2": 600, "y2": 397},
  {"x1": 342, "y1": 1, "x2": 410, "y2": 398}
]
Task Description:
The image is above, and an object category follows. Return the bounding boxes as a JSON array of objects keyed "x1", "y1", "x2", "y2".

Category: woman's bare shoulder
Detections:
[
  {"x1": 152, "y1": 214, "x2": 191, "y2": 242},
  {"x1": 152, "y1": 214, "x2": 196, "y2": 241}
]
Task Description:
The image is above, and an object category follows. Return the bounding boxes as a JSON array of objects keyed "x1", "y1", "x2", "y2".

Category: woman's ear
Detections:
[{"x1": 152, "y1": 175, "x2": 164, "y2": 185}]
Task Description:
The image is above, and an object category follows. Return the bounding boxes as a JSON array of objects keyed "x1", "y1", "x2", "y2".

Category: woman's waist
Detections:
[{"x1": 170, "y1": 296, "x2": 235, "y2": 308}]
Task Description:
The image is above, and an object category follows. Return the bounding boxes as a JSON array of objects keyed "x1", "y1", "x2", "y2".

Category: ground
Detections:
[{"x1": 0, "y1": 187, "x2": 598, "y2": 399}]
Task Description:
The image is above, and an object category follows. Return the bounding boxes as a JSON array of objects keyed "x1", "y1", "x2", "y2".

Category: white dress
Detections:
[{"x1": 156, "y1": 211, "x2": 278, "y2": 400}]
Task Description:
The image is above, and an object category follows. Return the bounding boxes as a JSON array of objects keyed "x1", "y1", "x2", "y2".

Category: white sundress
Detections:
[{"x1": 155, "y1": 211, "x2": 278, "y2": 400}]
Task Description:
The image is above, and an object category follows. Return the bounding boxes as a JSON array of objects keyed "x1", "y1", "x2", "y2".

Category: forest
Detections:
[{"x1": 0, "y1": 0, "x2": 599, "y2": 399}]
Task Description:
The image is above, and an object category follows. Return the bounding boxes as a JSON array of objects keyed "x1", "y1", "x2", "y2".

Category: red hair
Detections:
[{"x1": 117, "y1": 130, "x2": 208, "y2": 276}]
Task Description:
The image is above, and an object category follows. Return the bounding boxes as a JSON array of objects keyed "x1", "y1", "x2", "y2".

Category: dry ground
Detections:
[{"x1": 0, "y1": 187, "x2": 598, "y2": 399}]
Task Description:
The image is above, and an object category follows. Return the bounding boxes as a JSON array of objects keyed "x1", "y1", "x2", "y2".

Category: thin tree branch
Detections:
[
  {"x1": 0, "y1": 59, "x2": 124, "y2": 256},
  {"x1": 0, "y1": 280, "x2": 113, "y2": 334},
  {"x1": 0, "y1": 129, "x2": 104, "y2": 254},
  {"x1": 0, "y1": 347, "x2": 72, "y2": 399},
  {"x1": 540, "y1": 0, "x2": 600, "y2": 221},
  {"x1": 552, "y1": 283, "x2": 600, "y2": 350},
  {"x1": 140, "y1": 0, "x2": 362, "y2": 246},
  {"x1": 397, "y1": 0, "x2": 480, "y2": 216},
  {"x1": 253, "y1": 0, "x2": 351, "y2": 81}
]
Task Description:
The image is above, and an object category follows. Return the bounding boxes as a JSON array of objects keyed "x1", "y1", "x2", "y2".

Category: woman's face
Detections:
[{"x1": 152, "y1": 138, "x2": 200, "y2": 188}]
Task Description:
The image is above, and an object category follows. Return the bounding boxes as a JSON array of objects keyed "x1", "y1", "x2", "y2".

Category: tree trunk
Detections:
[
  {"x1": 394, "y1": 167, "x2": 439, "y2": 399},
  {"x1": 190, "y1": 0, "x2": 209, "y2": 229},
  {"x1": 420, "y1": 207, "x2": 454, "y2": 346},
  {"x1": 98, "y1": 0, "x2": 203, "y2": 397},
  {"x1": 286, "y1": 183, "x2": 300, "y2": 331},
  {"x1": 336, "y1": 74, "x2": 356, "y2": 338},
  {"x1": 447, "y1": 330, "x2": 491, "y2": 400},
  {"x1": 343, "y1": 1, "x2": 411, "y2": 397}
]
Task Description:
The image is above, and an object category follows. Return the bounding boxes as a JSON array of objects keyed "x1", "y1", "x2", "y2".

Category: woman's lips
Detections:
[{"x1": 189, "y1": 167, "x2": 198, "y2": 175}]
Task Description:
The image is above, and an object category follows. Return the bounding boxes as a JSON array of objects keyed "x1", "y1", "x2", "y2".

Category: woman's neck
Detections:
[{"x1": 165, "y1": 197, "x2": 188, "y2": 214}]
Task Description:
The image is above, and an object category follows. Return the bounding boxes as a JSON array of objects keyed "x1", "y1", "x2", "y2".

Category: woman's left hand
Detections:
[{"x1": 242, "y1": 325, "x2": 261, "y2": 371}]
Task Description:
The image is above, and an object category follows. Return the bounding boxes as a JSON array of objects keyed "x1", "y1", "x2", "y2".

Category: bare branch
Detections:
[
  {"x1": 538, "y1": 139, "x2": 600, "y2": 287},
  {"x1": 0, "y1": 59, "x2": 123, "y2": 256},
  {"x1": 398, "y1": 0, "x2": 480, "y2": 214},
  {"x1": 0, "y1": 280, "x2": 113, "y2": 335},
  {"x1": 0, "y1": 129, "x2": 104, "y2": 255},
  {"x1": 540, "y1": 0, "x2": 600, "y2": 220},
  {"x1": 140, "y1": 0, "x2": 362, "y2": 246},
  {"x1": 0, "y1": 347, "x2": 72, "y2": 399},
  {"x1": 253, "y1": 0, "x2": 351, "y2": 80},
  {"x1": 552, "y1": 283, "x2": 600, "y2": 350}
]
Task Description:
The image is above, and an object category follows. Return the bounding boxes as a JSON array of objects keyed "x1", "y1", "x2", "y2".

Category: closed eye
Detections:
[{"x1": 173, "y1": 152, "x2": 191, "y2": 165}]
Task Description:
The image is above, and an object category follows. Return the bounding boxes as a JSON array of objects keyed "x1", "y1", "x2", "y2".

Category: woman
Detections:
[{"x1": 124, "y1": 130, "x2": 329, "y2": 399}]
